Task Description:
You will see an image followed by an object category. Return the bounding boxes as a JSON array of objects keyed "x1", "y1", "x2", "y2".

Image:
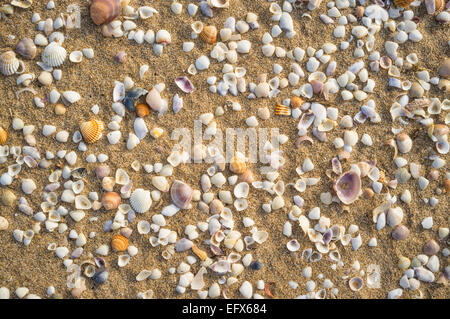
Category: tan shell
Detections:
[
  {"x1": 200, "y1": 25, "x2": 217, "y2": 44},
  {"x1": 111, "y1": 234, "x2": 128, "y2": 252},
  {"x1": 90, "y1": 0, "x2": 121, "y2": 25},
  {"x1": 101, "y1": 192, "x2": 121, "y2": 210},
  {"x1": 0, "y1": 51, "x2": 20, "y2": 76},
  {"x1": 393, "y1": 0, "x2": 413, "y2": 7},
  {"x1": 16, "y1": 38, "x2": 37, "y2": 60},
  {"x1": 230, "y1": 155, "x2": 246, "y2": 174},
  {"x1": 192, "y1": 245, "x2": 207, "y2": 261},
  {"x1": 290, "y1": 96, "x2": 304, "y2": 108},
  {"x1": 0, "y1": 127, "x2": 7, "y2": 145},
  {"x1": 80, "y1": 119, "x2": 104, "y2": 143}
]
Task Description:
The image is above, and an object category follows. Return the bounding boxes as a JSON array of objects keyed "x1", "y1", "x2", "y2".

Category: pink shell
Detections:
[
  {"x1": 175, "y1": 76, "x2": 194, "y2": 93},
  {"x1": 170, "y1": 180, "x2": 193, "y2": 209}
]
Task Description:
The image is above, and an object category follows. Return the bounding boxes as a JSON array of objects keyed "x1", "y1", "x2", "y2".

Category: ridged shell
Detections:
[
  {"x1": 111, "y1": 234, "x2": 128, "y2": 252},
  {"x1": 80, "y1": 119, "x2": 104, "y2": 143},
  {"x1": 200, "y1": 25, "x2": 217, "y2": 44},
  {"x1": 0, "y1": 127, "x2": 7, "y2": 145},
  {"x1": 130, "y1": 188, "x2": 152, "y2": 213},
  {"x1": 0, "y1": 51, "x2": 20, "y2": 76},
  {"x1": 16, "y1": 38, "x2": 37, "y2": 60},
  {"x1": 393, "y1": 0, "x2": 414, "y2": 8},
  {"x1": 170, "y1": 180, "x2": 193, "y2": 209},
  {"x1": 90, "y1": 0, "x2": 121, "y2": 25},
  {"x1": 101, "y1": 192, "x2": 121, "y2": 210},
  {"x1": 230, "y1": 154, "x2": 246, "y2": 174},
  {"x1": 275, "y1": 103, "x2": 291, "y2": 116},
  {"x1": 42, "y1": 42, "x2": 67, "y2": 67}
]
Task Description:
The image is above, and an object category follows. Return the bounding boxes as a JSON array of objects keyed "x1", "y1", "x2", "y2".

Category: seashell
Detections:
[
  {"x1": 155, "y1": 30, "x2": 171, "y2": 45},
  {"x1": 349, "y1": 277, "x2": 363, "y2": 291},
  {"x1": 253, "y1": 230, "x2": 269, "y2": 244},
  {"x1": 69, "y1": 51, "x2": 83, "y2": 63},
  {"x1": 425, "y1": 0, "x2": 444, "y2": 15},
  {"x1": 175, "y1": 76, "x2": 194, "y2": 93},
  {"x1": 80, "y1": 119, "x2": 104, "y2": 143},
  {"x1": 192, "y1": 245, "x2": 207, "y2": 261},
  {"x1": 42, "y1": 42, "x2": 67, "y2": 67},
  {"x1": 438, "y1": 59, "x2": 450, "y2": 79},
  {"x1": 111, "y1": 234, "x2": 128, "y2": 252},
  {"x1": 11, "y1": 0, "x2": 33, "y2": 8},
  {"x1": 130, "y1": 188, "x2": 152, "y2": 213},
  {"x1": 134, "y1": 117, "x2": 148, "y2": 140},
  {"x1": 136, "y1": 104, "x2": 150, "y2": 117},
  {"x1": 230, "y1": 154, "x2": 246, "y2": 174},
  {"x1": 393, "y1": 0, "x2": 413, "y2": 8},
  {"x1": 16, "y1": 38, "x2": 36, "y2": 60},
  {"x1": 395, "y1": 133, "x2": 412, "y2": 153},
  {"x1": 286, "y1": 239, "x2": 300, "y2": 252},
  {"x1": 379, "y1": 56, "x2": 392, "y2": 69},
  {"x1": 102, "y1": 192, "x2": 121, "y2": 210},
  {"x1": 170, "y1": 180, "x2": 193, "y2": 209},
  {"x1": 200, "y1": 25, "x2": 217, "y2": 44},
  {"x1": 137, "y1": 220, "x2": 151, "y2": 234},
  {"x1": 0, "y1": 127, "x2": 7, "y2": 145},
  {"x1": 118, "y1": 254, "x2": 130, "y2": 267},
  {"x1": 275, "y1": 103, "x2": 291, "y2": 116},
  {"x1": 209, "y1": 0, "x2": 230, "y2": 8},
  {"x1": 333, "y1": 171, "x2": 361, "y2": 205},
  {"x1": 0, "y1": 51, "x2": 21, "y2": 76},
  {"x1": 436, "y1": 141, "x2": 449, "y2": 154},
  {"x1": 146, "y1": 87, "x2": 163, "y2": 112},
  {"x1": 90, "y1": 0, "x2": 121, "y2": 25}
]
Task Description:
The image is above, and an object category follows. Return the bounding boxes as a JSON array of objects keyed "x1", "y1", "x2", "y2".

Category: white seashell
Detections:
[
  {"x1": 107, "y1": 131, "x2": 121, "y2": 144},
  {"x1": 137, "y1": 220, "x2": 151, "y2": 234},
  {"x1": 113, "y1": 81, "x2": 125, "y2": 102},
  {"x1": 134, "y1": 117, "x2": 148, "y2": 140},
  {"x1": 115, "y1": 169, "x2": 130, "y2": 185},
  {"x1": 42, "y1": 42, "x2": 67, "y2": 67},
  {"x1": 130, "y1": 188, "x2": 152, "y2": 213},
  {"x1": 69, "y1": 51, "x2": 83, "y2": 63},
  {"x1": 21, "y1": 178, "x2": 36, "y2": 194},
  {"x1": 62, "y1": 91, "x2": 80, "y2": 104},
  {"x1": 118, "y1": 254, "x2": 131, "y2": 267}
]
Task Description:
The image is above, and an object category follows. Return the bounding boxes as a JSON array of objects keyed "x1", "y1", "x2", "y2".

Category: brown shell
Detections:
[
  {"x1": 230, "y1": 155, "x2": 246, "y2": 174},
  {"x1": 192, "y1": 245, "x2": 207, "y2": 261},
  {"x1": 200, "y1": 25, "x2": 218, "y2": 44},
  {"x1": 16, "y1": 38, "x2": 37, "y2": 60},
  {"x1": 80, "y1": 119, "x2": 104, "y2": 143},
  {"x1": 111, "y1": 234, "x2": 128, "y2": 252},
  {"x1": 90, "y1": 0, "x2": 121, "y2": 25},
  {"x1": 393, "y1": 0, "x2": 414, "y2": 8},
  {"x1": 0, "y1": 127, "x2": 7, "y2": 145},
  {"x1": 135, "y1": 103, "x2": 150, "y2": 117},
  {"x1": 101, "y1": 192, "x2": 121, "y2": 210},
  {"x1": 290, "y1": 96, "x2": 304, "y2": 108}
]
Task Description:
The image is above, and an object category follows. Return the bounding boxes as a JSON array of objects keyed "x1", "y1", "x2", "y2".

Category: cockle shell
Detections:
[
  {"x1": 200, "y1": 25, "x2": 218, "y2": 44},
  {"x1": 170, "y1": 180, "x2": 193, "y2": 209},
  {"x1": 0, "y1": 51, "x2": 20, "y2": 76},
  {"x1": 0, "y1": 127, "x2": 7, "y2": 145},
  {"x1": 90, "y1": 0, "x2": 121, "y2": 25},
  {"x1": 16, "y1": 38, "x2": 36, "y2": 60},
  {"x1": 101, "y1": 192, "x2": 121, "y2": 210},
  {"x1": 333, "y1": 171, "x2": 361, "y2": 205},
  {"x1": 80, "y1": 119, "x2": 104, "y2": 143},
  {"x1": 393, "y1": 0, "x2": 413, "y2": 8},
  {"x1": 130, "y1": 188, "x2": 152, "y2": 213},
  {"x1": 111, "y1": 234, "x2": 128, "y2": 252},
  {"x1": 42, "y1": 42, "x2": 67, "y2": 67},
  {"x1": 175, "y1": 76, "x2": 194, "y2": 93}
]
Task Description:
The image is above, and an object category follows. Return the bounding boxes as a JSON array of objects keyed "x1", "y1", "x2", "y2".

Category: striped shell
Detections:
[
  {"x1": 0, "y1": 127, "x2": 7, "y2": 145},
  {"x1": 0, "y1": 51, "x2": 20, "y2": 76},
  {"x1": 200, "y1": 25, "x2": 217, "y2": 44},
  {"x1": 170, "y1": 180, "x2": 193, "y2": 209},
  {"x1": 80, "y1": 119, "x2": 104, "y2": 143},
  {"x1": 101, "y1": 192, "x2": 121, "y2": 210},
  {"x1": 111, "y1": 234, "x2": 128, "y2": 252},
  {"x1": 129, "y1": 188, "x2": 152, "y2": 213},
  {"x1": 16, "y1": 38, "x2": 36, "y2": 60},
  {"x1": 42, "y1": 42, "x2": 67, "y2": 67},
  {"x1": 393, "y1": 0, "x2": 414, "y2": 8},
  {"x1": 275, "y1": 103, "x2": 291, "y2": 116},
  {"x1": 90, "y1": 0, "x2": 121, "y2": 25}
]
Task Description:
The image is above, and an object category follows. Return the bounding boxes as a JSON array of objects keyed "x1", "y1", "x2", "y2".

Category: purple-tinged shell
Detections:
[
  {"x1": 44, "y1": 182, "x2": 60, "y2": 192},
  {"x1": 175, "y1": 76, "x2": 194, "y2": 93},
  {"x1": 323, "y1": 229, "x2": 333, "y2": 246},
  {"x1": 331, "y1": 157, "x2": 342, "y2": 175},
  {"x1": 170, "y1": 180, "x2": 193, "y2": 209},
  {"x1": 210, "y1": 260, "x2": 231, "y2": 274},
  {"x1": 95, "y1": 165, "x2": 110, "y2": 179},
  {"x1": 333, "y1": 171, "x2": 361, "y2": 205}
]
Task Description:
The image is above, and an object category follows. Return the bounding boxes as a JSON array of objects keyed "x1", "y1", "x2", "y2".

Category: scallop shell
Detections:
[
  {"x1": 0, "y1": 51, "x2": 20, "y2": 76},
  {"x1": 80, "y1": 119, "x2": 104, "y2": 143},
  {"x1": 16, "y1": 38, "x2": 36, "y2": 60},
  {"x1": 333, "y1": 171, "x2": 361, "y2": 205},
  {"x1": 42, "y1": 42, "x2": 67, "y2": 67},
  {"x1": 130, "y1": 188, "x2": 152, "y2": 213},
  {"x1": 101, "y1": 192, "x2": 121, "y2": 210},
  {"x1": 230, "y1": 154, "x2": 246, "y2": 174},
  {"x1": 200, "y1": 25, "x2": 218, "y2": 44},
  {"x1": 393, "y1": 0, "x2": 413, "y2": 8},
  {"x1": 90, "y1": 0, "x2": 121, "y2": 25},
  {"x1": 0, "y1": 127, "x2": 7, "y2": 145},
  {"x1": 111, "y1": 234, "x2": 128, "y2": 252},
  {"x1": 170, "y1": 180, "x2": 193, "y2": 209}
]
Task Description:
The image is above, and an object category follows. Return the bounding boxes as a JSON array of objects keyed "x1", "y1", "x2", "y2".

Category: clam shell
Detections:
[
  {"x1": 80, "y1": 119, "x2": 104, "y2": 143},
  {"x1": 130, "y1": 188, "x2": 152, "y2": 213},
  {"x1": 286, "y1": 239, "x2": 300, "y2": 252},
  {"x1": 101, "y1": 192, "x2": 121, "y2": 210},
  {"x1": 137, "y1": 220, "x2": 151, "y2": 234},
  {"x1": 146, "y1": 87, "x2": 163, "y2": 112},
  {"x1": 111, "y1": 234, "x2": 128, "y2": 252},
  {"x1": 69, "y1": 51, "x2": 83, "y2": 63},
  {"x1": 349, "y1": 277, "x2": 363, "y2": 291},
  {"x1": 175, "y1": 76, "x2": 194, "y2": 93},
  {"x1": 170, "y1": 180, "x2": 193, "y2": 209},
  {"x1": 200, "y1": 25, "x2": 217, "y2": 44},
  {"x1": 333, "y1": 171, "x2": 361, "y2": 205},
  {"x1": 0, "y1": 51, "x2": 20, "y2": 76},
  {"x1": 90, "y1": 0, "x2": 121, "y2": 25},
  {"x1": 16, "y1": 38, "x2": 37, "y2": 60},
  {"x1": 42, "y1": 42, "x2": 67, "y2": 67}
]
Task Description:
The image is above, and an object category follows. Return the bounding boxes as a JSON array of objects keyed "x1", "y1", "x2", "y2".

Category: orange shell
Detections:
[
  {"x1": 290, "y1": 96, "x2": 304, "y2": 108},
  {"x1": 393, "y1": 0, "x2": 414, "y2": 8},
  {"x1": 200, "y1": 25, "x2": 218, "y2": 44},
  {"x1": 135, "y1": 103, "x2": 150, "y2": 117},
  {"x1": 275, "y1": 103, "x2": 291, "y2": 116},
  {"x1": 101, "y1": 192, "x2": 121, "y2": 210},
  {"x1": 0, "y1": 127, "x2": 7, "y2": 145},
  {"x1": 192, "y1": 245, "x2": 207, "y2": 261},
  {"x1": 111, "y1": 234, "x2": 128, "y2": 252},
  {"x1": 238, "y1": 169, "x2": 255, "y2": 183},
  {"x1": 90, "y1": 0, "x2": 121, "y2": 25},
  {"x1": 230, "y1": 155, "x2": 246, "y2": 174},
  {"x1": 80, "y1": 119, "x2": 104, "y2": 143}
]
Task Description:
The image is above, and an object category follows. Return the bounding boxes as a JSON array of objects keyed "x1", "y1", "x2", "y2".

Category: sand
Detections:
[{"x1": 0, "y1": 0, "x2": 448, "y2": 299}]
